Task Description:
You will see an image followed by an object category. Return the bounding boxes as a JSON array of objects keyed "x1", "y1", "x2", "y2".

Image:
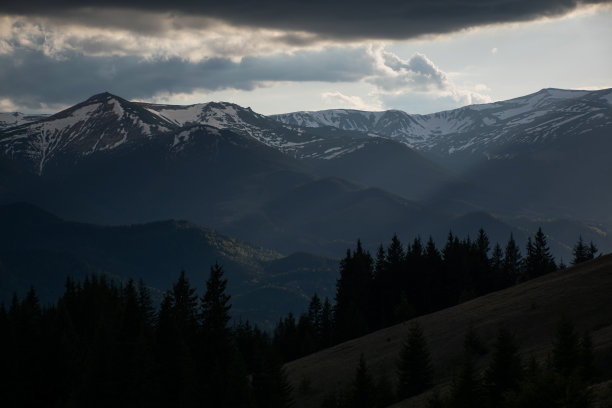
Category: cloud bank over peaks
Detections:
[
  {"x1": 371, "y1": 51, "x2": 449, "y2": 92},
  {"x1": 321, "y1": 91, "x2": 384, "y2": 111},
  {"x1": 365, "y1": 47, "x2": 492, "y2": 110},
  {"x1": 0, "y1": 40, "x2": 379, "y2": 110},
  {"x1": 0, "y1": 23, "x2": 490, "y2": 114}
]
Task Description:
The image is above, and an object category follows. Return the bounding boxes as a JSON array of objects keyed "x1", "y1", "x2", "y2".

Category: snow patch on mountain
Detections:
[
  {"x1": 47, "y1": 103, "x2": 102, "y2": 132},
  {"x1": 0, "y1": 112, "x2": 49, "y2": 129},
  {"x1": 149, "y1": 105, "x2": 208, "y2": 126},
  {"x1": 272, "y1": 88, "x2": 612, "y2": 157},
  {"x1": 322, "y1": 143, "x2": 366, "y2": 159},
  {"x1": 3, "y1": 88, "x2": 611, "y2": 176},
  {"x1": 108, "y1": 98, "x2": 125, "y2": 119}
]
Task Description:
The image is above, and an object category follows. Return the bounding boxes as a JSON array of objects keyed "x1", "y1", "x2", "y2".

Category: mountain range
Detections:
[
  {"x1": 1, "y1": 88, "x2": 611, "y2": 314},
  {"x1": 274, "y1": 88, "x2": 612, "y2": 221},
  {"x1": 272, "y1": 88, "x2": 612, "y2": 161},
  {"x1": 0, "y1": 202, "x2": 339, "y2": 327}
]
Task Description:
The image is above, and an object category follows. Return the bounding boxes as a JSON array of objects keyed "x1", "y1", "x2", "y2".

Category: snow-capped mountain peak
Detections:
[
  {"x1": 272, "y1": 88, "x2": 612, "y2": 157},
  {"x1": 0, "y1": 112, "x2": 49, "y2": 130},
  {"x1": 2, "y1": 88, "x2": 611, "y2": 176},
  {"x1": 0, "y1": 92, "x2": 177, "y2": 174}
]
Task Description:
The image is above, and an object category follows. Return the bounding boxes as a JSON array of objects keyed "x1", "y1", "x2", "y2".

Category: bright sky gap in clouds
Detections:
[{"x1": 0, "y1": 1, "x2": 611, "y2": 114}]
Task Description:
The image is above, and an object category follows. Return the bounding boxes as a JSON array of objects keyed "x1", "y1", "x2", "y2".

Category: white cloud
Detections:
[
  {"x1": 474, "y1": 83, "x2": 491, "y2": 93},
  {"x1": 366, "y1": 47, "x2": 450, "y2": 92},
  {"x1": 491, "y1": 47, "x2": 499, "y2": 54},
  {"x1": 0, "y1": 97, "x2": 19, "y2": 112},
  {"x1": 364, "y1": 47, "x2": 492, "y2": 110},
  {"x1": 321, "y1": 91, "x2": 383, "y2": 111}
]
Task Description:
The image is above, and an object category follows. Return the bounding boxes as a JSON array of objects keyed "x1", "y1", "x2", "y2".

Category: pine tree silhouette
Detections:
[{"x1": 397, "y1": 322, "x2": 434, "y2": 399}]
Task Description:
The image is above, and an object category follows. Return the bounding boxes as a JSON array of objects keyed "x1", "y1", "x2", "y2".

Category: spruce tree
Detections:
[
  {"x1": 424, "y1": 236, "x2": 443, "y2": 312},
  {"x1": 503, "y1": 234, "x2": 521, "y2": 284},
  {"x1": 464, "y1": 324, "x2": 488, "y2": 358},
  {"x1": 373, "y1": 244, "x2": 387, "y2": 328},
  {"x1": 252, "y1": 353, "x2": 294, "y2": 408},
  {"x1": 572, "y1": 236, "x2": 589, "y2": 265},
  {"x1": 374, "y1": 372, "x2": 395, "y2": 408},
  {"x1": 351, "y1": 354, "x2": 376, "y2": 408},
  {"x1": 397, "y1": 322, "x2": 434, "y2": 399},
  {"x1": 451, "y1": 353, "x2": 484, "y2": 408},
  {"x1": 307, "y1": 293, "x2": 322, "y2": 342},
  {"x1": 523, "y1": 237, "x2": 535, "y2": 281},
  {"x1": 588, "y1": 242, "x2": 598, "y2": 259},
  {"x1": 572, "y1": 237, "x2": 598, "y2": 265},
  {"x1": 172, "y1": 269, "x2": 199, "y2": 333},
  {"x1": 200, "y1": 262, "x2": 231, "y2": 338},
  {"x1": 490, "y1": 243, "x2": 505, "y2": 289},
  {"x1": 320, "y1": 297, "x2": 333, "y2": 348},
  {"x1": 524, "y1": 228, "x2": 556, "y2": 280},
  {"x1": 485, "y1": 328, "x2": 522, "y2": 404},
  {"x1": 154, "y1": 271, "x2": 199, "y2": 407},
  {"x1": 552, "y1": 315, "x2": 580, "y2": 378},
  {"x1": 578, "y1": 331, "x2": 595, "y2": 381},
  {"x1": 387, "y1": 234, "x2": 408, "y2": 324},
  {"x1": 334, "y1": 240, "x2": 374, "y2": 342},
  {"x1": 476, "y1": 228, "x2": 490, "y2": 259},
  {"x1": 200, "y1": 263, "x2": 249, "y2": 407},
  {"x1": 138, "y1": 278, "x2": 156, "y2": 326},
  {"x1": 274, "y1": 313, "x2": 298, "y2": 362}
]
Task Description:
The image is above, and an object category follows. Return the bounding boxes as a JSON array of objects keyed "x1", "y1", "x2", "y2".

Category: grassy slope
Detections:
[{"x1": 285, "y1": 254, "x2": 612, "y2": 407}]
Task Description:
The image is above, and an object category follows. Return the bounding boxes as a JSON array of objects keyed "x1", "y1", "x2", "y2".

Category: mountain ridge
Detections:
[
  {"x1": 0, "y1": 201, "x2": 339, "y2": 327},
  {"x1": 272, "y1": 87, "x2": 612, "y2": 160},
  {"x1": 1, "y1": 88, "x2": 610, "y2": 257}
]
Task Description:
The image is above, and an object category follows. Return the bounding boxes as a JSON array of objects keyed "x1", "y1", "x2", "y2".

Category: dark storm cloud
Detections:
[
  {"x1": 1, "y1": 0, "x2": 610, "y2": 39},
  {"x1": 0, "y1": 48, "x2": 376, "y2": 110}
]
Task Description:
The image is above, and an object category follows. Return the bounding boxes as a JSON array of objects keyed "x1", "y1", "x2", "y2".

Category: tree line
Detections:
[
  {"x1": 0, "y1": 227, "x2": 599, "y2": 407},
  {"x1": 325, "y1": 316, "x2": 596, "y2": 407},
  {"x1": 0, "y1": 264, "x2": 293, "y2": 408},
  {"x1": 273, "y1": 228, "x2": 598, "y2": 361}
]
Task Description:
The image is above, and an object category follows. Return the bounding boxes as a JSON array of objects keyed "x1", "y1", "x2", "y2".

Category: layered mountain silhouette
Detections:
[
  {"x1": 274, "y1": 88, "x2": 612, "y2": 221},
  {"x1": 0, "y1": 202, "x2": 339, "y2": 327},
  {"x1": 0, "y1": 89, "x2": 610, "y2": 259}
]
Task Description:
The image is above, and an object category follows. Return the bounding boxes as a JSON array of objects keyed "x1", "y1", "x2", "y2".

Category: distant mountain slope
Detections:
[
  {"x1": 284, "y1": 254, "x2": 612, "y2": 408},
  {"x1": 227, "y1": 177, "x2": 445, "y2": 255},
  {"x1": 0, "y1": 93, "x2": 177, "y2": 174},
  {"x1": 274, "y1": 88, "x2": 612, "y2": 220},
  {"x1": 0, "y1": 93, "x2": 452, "y2": 191},
  {"x1": 0, "y1": 202, "x2": 338, "y2": 327},
  {"x1": 1, "y1": 90, "x2": 610, "y2": 257},
  {"x1": 1, "y1": 119, "x2": 313, "y2": 225},
  {"x1": 0, "y1": 112, "x2": 48, "y2": 129},
  {"x1": 0, "y1": 93, "x2": 483, "y2": 256},
  {"x1": 272, "y1": 88, "x2": 612, "y2": 161}
]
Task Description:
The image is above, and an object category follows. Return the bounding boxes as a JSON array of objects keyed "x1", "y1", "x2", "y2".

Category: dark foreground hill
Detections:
[{"x1": 285, "y1": 254, "x2": 612, "y2": 408}]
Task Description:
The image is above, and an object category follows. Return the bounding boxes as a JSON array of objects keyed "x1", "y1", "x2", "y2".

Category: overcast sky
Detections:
[{"x1": 1, "y1": 0, "x2": 611, "y2": 114}]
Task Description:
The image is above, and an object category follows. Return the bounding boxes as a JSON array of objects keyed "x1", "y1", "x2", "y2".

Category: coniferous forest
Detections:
[
  {"x1": 321, "y1": 317, "x2": 596, "y2": 408},
  {"x1": 0, "y1": 227, "x2": 601, "y2": 407}
]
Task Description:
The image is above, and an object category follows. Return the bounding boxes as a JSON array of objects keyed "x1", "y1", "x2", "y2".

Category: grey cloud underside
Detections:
[
  {"x1": 0, "y1": 49, "x2": 375, "y2": 109},
  {"x1": 2, "y1": 0, "x2": 610, "y2": 39}
]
